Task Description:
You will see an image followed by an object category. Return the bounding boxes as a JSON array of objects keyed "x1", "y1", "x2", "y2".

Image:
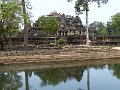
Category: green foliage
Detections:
[
  {"x1": 111, "y1": 13, "x2": 120, "y2": 34},
  {"x1": 73, "y1": 0, "x2": 109, "y2": 14},
  {"x1": 108, "y1": 64, "x2": 120, "y2": 79},
  {"x1": 34, "y1": 66, "x2": 84, "y2": 86},
  {"x1": 68, "y1": 0, "x2": 109, "y2": 46},
  {"x1": 106, "y1": 21, "x2": 115, "y2": 35},
  {"x1": 38, "y1": 16, "x2": 59, "y2": 35},
  {"x1": 0, "y1": 1, "x2": 23, "y2": 38},
  {"x1": 22, "y1": 0, "x2": 32, "y2": 25},
  {"x1": 57, "y1": 38, "x2": 67, "y2": 45},
  {"x1": 89, "y1": 21, "x2": 108, "y2": 36},
  {"x1": 0, "y1": 0, "x2": 32, "y2": 38},
  {"x1": 89, "y1": 12, "x2": 120, "y2": 36},
  {"x1": 98, "y1": 27, "x2": 108, "y2": 36},
  {"x1": 0, "y1": 71, "x2": 22, "y2": 90},
  {"x1": 107, "y1": 45, "x2": 113, "y2": 49}
]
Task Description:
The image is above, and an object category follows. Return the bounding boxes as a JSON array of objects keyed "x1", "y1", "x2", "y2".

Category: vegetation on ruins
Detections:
[
  {"x1": 38, "y1": 16, "x2": 59, "y2": 36},
  {"x1": 57, "y1": 37, "x2": 67, "y2": 47},
  {"x1": 38, "y1": 16, "x2": 59, "y2": 45}
]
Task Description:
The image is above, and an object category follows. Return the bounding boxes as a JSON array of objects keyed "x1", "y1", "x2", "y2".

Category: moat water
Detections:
[{"x1": 0, "y1": 60, "x2": 120, "y2": 90}]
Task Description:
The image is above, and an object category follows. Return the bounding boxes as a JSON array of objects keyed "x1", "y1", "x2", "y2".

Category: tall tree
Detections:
[
  {"x1": 68, "y1": 0, "x2": 109, "y2": 46},
  {"x1": 0, "y1": 0, "x2": 31, "y2": 50},
  {"x1": 22, "y1": 0, "x2": 28, "y2": 50},
  {"x1": 0, "y1": 0, "x2": 22, "y2": 49},
  {"x1": 22, "y1": 0, "x2": 32, "y2": 50}
]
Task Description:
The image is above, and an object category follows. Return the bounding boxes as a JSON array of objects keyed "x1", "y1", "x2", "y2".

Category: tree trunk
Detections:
[
  {"x1": 22, "y1": 0, "x2": 28, "y2": 50},
  {"x1": 0, "y1": 21, "x2": 4, "y2": 51},
  {"x1": 54, "y1": 33, "x2": 57, "y2": 47},
  {"x1": 8, "y1": 32, "x2": 12, "y2": 50},
  {"x1": 86, "y1": 0, "x2": 89, "y2": 46},
  {"x1": 0, "y1": 36, "x2": 4, "y2": 51}
]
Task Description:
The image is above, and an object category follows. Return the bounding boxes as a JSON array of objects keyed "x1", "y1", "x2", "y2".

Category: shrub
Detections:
[{"x1": 57, "y1": 38, "x2": 67, "y2": 46}]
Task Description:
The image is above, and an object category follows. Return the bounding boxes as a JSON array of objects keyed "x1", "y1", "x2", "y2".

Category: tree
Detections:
[
  {"x1": 68, "y1": 0, "x2": 109, "y2": 46},
  {"x1": 1, "y1": 0, "x2": 22, "y2": 49},
  {"x1": 38, "y1": 16, "x2": 59, "y2": 35},
  {"x1": 0, "y1": 0, "x2": 32, "y2": 50},
  {"x1": 106, "y1": 21, "x2": 115, "y2": 35},
  {"x1": 89, "y1": 21, "x2": 108, "y2": 36},
  {"x1": 22, "y1": 0, "x2": 28, "y2": 50},
  {"x1": 111, "y1": 13, "x2": 120, "y2": 35},
  {"x1": 38, "y1": 16, "x2": 59, "y2": 45}
]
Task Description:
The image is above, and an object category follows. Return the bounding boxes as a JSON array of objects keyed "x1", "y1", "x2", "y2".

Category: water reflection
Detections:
[
  {"x1": 87, "y1": 66, "x2": 90, "y2": 90},
  {"x1": 34, "y1": 66, "x2": 84, "y2": 87},
  {"x1": 1, "y1": 62, "x2": 120, "y2": 90},
  {"x1": 108, "y1": 64, "x2": 120, "y2": 79},
  {"x1": 0, "y1": 71, "x2": 22, "y2": 90}
]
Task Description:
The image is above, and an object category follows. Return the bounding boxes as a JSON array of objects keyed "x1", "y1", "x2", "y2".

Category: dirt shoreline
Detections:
[{"x1": 0, "y1": 46, "x2": 120, "y2": 65}]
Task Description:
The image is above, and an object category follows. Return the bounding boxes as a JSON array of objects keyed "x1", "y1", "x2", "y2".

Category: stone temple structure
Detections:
[
  {"x1": 30, "y1": 11, "x2": 86, "y2": 36},
  {"x1": 28, "y1": 11, "x2": 96, "y2": 44},
  {"x1": 57, "y1": 13, "x2": 85, "y2": 36}
]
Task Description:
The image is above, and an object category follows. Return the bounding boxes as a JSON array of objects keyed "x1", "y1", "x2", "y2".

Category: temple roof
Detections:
[{"x1": 47, "y1": 11, "x2": 61, "y2": 17}]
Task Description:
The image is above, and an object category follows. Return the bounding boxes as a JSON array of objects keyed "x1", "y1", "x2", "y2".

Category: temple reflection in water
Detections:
[{"x1": 1, "y1": 60, "x2": 120, "y2": 90}]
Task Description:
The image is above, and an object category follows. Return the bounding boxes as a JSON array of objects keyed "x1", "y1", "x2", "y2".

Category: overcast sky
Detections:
[{"x1": 29, "y1": 0, "x2": 120, "y2": 25}]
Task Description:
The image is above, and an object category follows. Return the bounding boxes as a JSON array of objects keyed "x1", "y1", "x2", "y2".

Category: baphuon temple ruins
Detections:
[{"x1": 2, "y1": 11, "x2": 120, "y2": 50}]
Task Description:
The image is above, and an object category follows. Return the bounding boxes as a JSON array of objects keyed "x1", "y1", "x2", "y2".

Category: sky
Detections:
[{"x1": 29, "y1": 0, "x2": 120, "y2": 25}]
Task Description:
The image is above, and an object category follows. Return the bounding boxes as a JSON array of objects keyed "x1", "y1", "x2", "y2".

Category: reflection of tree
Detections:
[
  {"x1": 108, "y1": 64, "x2": 120, "y2": 79},
  {"x1": 34, "y1": 66, "x2": 84, "y2": 86},
  {"x1": 25, "y1": 71, "x2": 29, "y2": 90},
  {"x1": 24, "y1": 70, "x2": 32, "y2": 90},
  {"x1": 84, "y1": 65, "x2": 105, "y2": 90},
  {"x1": 87, "y1": 66, "x2": 90, "y2": 90},
  {"x1": 0, "y1": 71, "x2": 22, "y2": 90}
]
